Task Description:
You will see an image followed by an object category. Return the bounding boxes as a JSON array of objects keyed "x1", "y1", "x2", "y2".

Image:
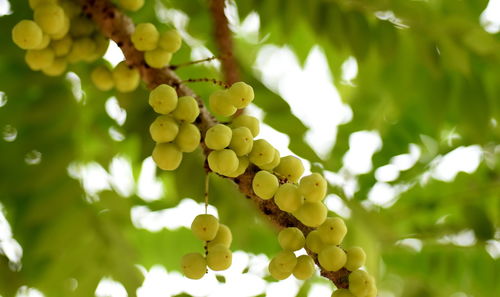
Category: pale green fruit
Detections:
[
  {"x1": 51, "y1": 35, "x2": 72, "y2": 56},
  {"x1": 159, "y1": 29, "x2": 182, "y2": 52},
  {"x1": 205, "y1": 124, "x2": 232, "y2": 150},
  {"x1": 145, "y1": 48, "x2": 172, "y2": 68},
  {"x1": 60, "y1": 1, "x2": 81, "y2": 19},
  {"x1": 33, "y1": 34, "x2": 50, "y2": 49},
  {"x1": 131, "y1": 23, "x2": 159, "y2": 51},
  {"x1": 272, "y1": 251, "x2": 297, "y2": 274},
  {"x1": 181, "y1": 253, "x2": 206, "y2": 280},
  {"x1": 149, "y1": 84, "x2": 178, "y2": 114},
  {"x1": 231, "y1": 115, "x2": 259, "y2": 137},
  {"x1": 259, "y1": 149, "x2": 280, "y2": 170},
  {"x1": 207, "y1": 244, "x2": 232, "y2": 271},
  {"x1": 149, "y1": 115, "x2": 179, "y2": 143},
  {"x1": 191, "y1": 214, "x2": 219, "y2": 241},
  {"x1": 252, "y1": 170, "x2": 279, "y2": 200},
  {"x1": 274, "y1": 155, "x2": 304, "y2": 183},
  {"x1": 66, "y1": 37, "x2": 96, "y2": 63},
  {"x1": 331, "y1": 289, "x2": 356, "y2": 297},
  {"x1": 34, "y1": 4, "x2": 65, "y2": 35},
  {"x1": 207, "y1": 149, "x2": 239, "y2": 176},
  {"x1": 119, "y1": 0, "x2": 145, "y2": 11},
  {"x1": 12, "y1": 20, "x2": 43, "y2": 50},
  {"x1": 229, "y1": 127, "x2": 253, "y2": 156},
  {"x1": 345, "y1": 247, "x2": 366, "y2": 271},
  {"x1": 349, "y1": 270, "x2": 375, "y2": 297},
  {"x1": 207, "y1": 224, "x2": 232, "y2": 249},
  {"x1": 249, "y1": 139, "x2": 274, "y2": 166},
  {"x1": 172, "y1": 96, "x2": 199, "y2": 123},
  {"x1": 112, "y1": 61, "x2": 140, "y2": 93},
  {"x1": 25, "y1": 48, "x2": 55, "y2": 70},
  {"x1": 278, "y1": 227, "x2": 305, "y2": 251},
  {"x1": 299, "y1": 173, "x2": 327, "y2": 202},
  {"x1": 317, "y1": 217, "x2": 347, "y2": 245},
  {"x1": 152, "y1": 143, "x2": 183, "y2": 171},
  {"x1": 69, "y1": 16, "x2": 95, "y2": 37},
  {"x1": 41, "y1": 58, "x2": 67, "y2": 76},
  {"x1": 174, "y1": 123, "x2": 200, "y2": 153},
  {"x1": 293, "y1": 255, "x2": 315, "y2": 280},
  {"x1": 274, "y1": 183, "x2": 304, "y2": 213},
  {"x1": 293, "y1": 202, "x2": 327, "y2": 227},
  {"x1": 29, "y1": 0, "x2": 57, "y2": 9},
  {"x1": 305, "y1": 230, "x2": 325, "y2": 254},
  {"x1": 225, "y1": 156, "x2": 249, "y2": 178},
  {"x1": 209, "y1": 90, "x2": 236, "y2": 117},
  {"x1": 91, "y1": 65, "x2": 114, "y2": 91},
  {"x1": 268, "y1": 258, "x2": 292, "y2": 280},
  {"x1": 49, "y1": 15, "x2": 69, "y2": 40},
  {"x1": 227, "y1": 82, "x2": 254, "y2": 108},
  {"x1": 318, "y1": 245, "x2": 346, "y2": 272}
]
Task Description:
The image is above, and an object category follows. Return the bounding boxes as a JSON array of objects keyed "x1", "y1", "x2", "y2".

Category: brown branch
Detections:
[{"x1": 81, "y1": 0, "x2": 348, "y2": 288}]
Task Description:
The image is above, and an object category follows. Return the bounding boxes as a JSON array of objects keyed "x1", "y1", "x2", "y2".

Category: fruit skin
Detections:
[
  {"x1": 33, "y1": 4, "x2": 65, "y2": 35},
  {"x1": 268, "y1": 258, "x2": 292, "y2": 280},
  {"x1": 252, "y1": 170, "x2": 279, "y2": 200},
  {"x1": 174, "y1": 123, "x2": 200, "y2": 153},
  {"x1": 206, "y1": 244, "x2": 232, "y2": 271},
  {"x1": 228, "y1": 82, "x2": 254, "y2": 108},
  {"x1": 305, "y1": 230, "x2": 325, "y2": 253},
  {"x1": 318, "y1": 245, "x2": 347, "y2": 272},
  {"x1": 209, "y1": 90, "x2": 236, "y2": 117},
  {"x1": 293, "y1": 202, "x2": 327, "y2": 227},
  {"x1": 274, "y1": 155, "x2": 304, "y2": 183},
  {"x1": 226, "y1": 156, "x2": 249, "y2": 178},
  {"x1": 259, "y1": 149, "x2": 280, "y2": 170},
  {"x1": 317, "y1": 217, "x2": 348, "y2": 245},
  {"x1": 172, "y1": 96, "x2": 200, "y2": 123},
  {"x1": 348, "y1": 269, "x2": 376, "y2": 297},
  {"x1": 191, "y1": 214, "x2": 219, "y2": 241},
  {"x1": 25, "y1": 48, "x2": 54, "y2": 70},
  {"x1": 299, "y1": 173, "x2": 327, "y2": 202},
  {"x1": 145, "y1": 48, "x2": 172, "y2": 68},
  {"x1": 207, "y1": 149, "x2": 239, "y2": 176},
  {"x1": 181, "y1": 253, "x2": 206, "y2": 280},
  {"x1": 205, "y1": 124, "x2": 232, "y2": 150},
  {"x1": 41, "y1": 58, "x2": 67, "y2": 76},
  {"x1": 249, "y1": 139, "x2": 275, "y2": 166},
  {"x1": 149, "y1": 115, "x2": 179, "y2": 143},
  {"x1": 207, "y1": 224, "x2": 232, "y2": 249},
  {"x1": 112, "y1": 61, "x2": 140, "y2": 93},
  {"x1": 274, "y1": 183, "x2": 304, "y2": 213},
  {"x1": 293, "y1": 255, "x2": 315, "y2": 280},
  {"x1": 91, "y1": 65, "x2": 114, "y2": 91},
  {"x1": 131, "y1": 23, "x2": 159, "y2": 51},
  {"x1": 231, "y1": 115, "x2": 259, "y2": 137},
  {"x1": 152, "y1": 143, "x2": 183, "y2": 171},
  {"x1": 345, "y1": 247, "x2": 366, "y2": 271},
  {"x1": 272, "y1": 250, "x2": 297, "y2": 274},
  {"x1": 159, "y1": 29, "x2": 182, "y2": 52},
  {"x1": 331, "y1": 289, "x2": 356, "y2": 297},
  {"x1": 229, "y1": 127, "x2": 253, "y2": 156},
  {"x1": 278, "y1": 227, "x2": 305, "y2": 251},
  {"x1": 51, "y1": 35, "x2": 72, "y2": 56},
  {"x1": 149, "y1": 84, "x2": 178, "y2": 114},
  {"x1": 12, "y1": 20, "x2": 43, "y2": 50},
  {"x1": 119, "y1": 0, "x2": 145, "y2": 11}
]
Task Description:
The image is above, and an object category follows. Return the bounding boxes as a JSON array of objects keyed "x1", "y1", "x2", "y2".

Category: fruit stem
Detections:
[
  {"x1": 169, "y1": 56, "x2": 220, "y2": 70},
  {"x1": 181, "y1": 78, "x2": 230, "y2": 88}
]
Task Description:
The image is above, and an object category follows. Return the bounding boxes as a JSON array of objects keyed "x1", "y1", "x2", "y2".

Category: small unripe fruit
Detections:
[
  {"x1": 12, "y1": 20, "x2": 43, "y2": 50},
  {"x1": 131, "y1": 23, "x2": 159, "y2": 51},
  {"x1": 274, "y1": 183, "x2": 304, "y2": 213},
  {"x1": 345, "y1": 247, "x2": 366, "y2": 271},
  {"x1": 317, "y1": 217, "x2": 348, "y2": 245},
  {"x1": 191, "y1": 214, "x2": 219, "y2": 241},
  {"x1": 228, "y1": 82, "x2": 254, "y2": 108},
  {"x1": 175, "y1": 123, "x2": 200, "y2": 153},
  {"x1": 252, "y1": 170, "x2": 279, "y2": 200},
  {"x1": 159, "y1": 29, "x2": 182, "y2": 52},
  {"x1": 152, "y1": 143, "x2": 183, "y2": 171},
  {"x1": 149, "y1": 84, "x2": 178, "y2": 114},
  {"x1": 249, "y1": 139, "x2": 274, "y2": 166},
  {"x1": 205, "y1": 124, "x2": 232, "y2": 150},
  {"x1": 259, "y1": 149, "x2": 280, "y2": 170},
  {"x1": 293, "y1": 202, "x2": 327, "y2": 227},
  {"x1": 207, "y1": 244, "x2": 232, "y2": 271},
  {"x1": 293, "y1": 255, "x2": 315, "y2": 280},
  {"x1": 231, "y1": 115, "x2": 259, "y2": 137},
  {"x1": 112, "y1": 61, "x2": 140, "y2": 93},
  {"x1": 278, "y1": 227, "x2": 305, "y2": 251},
  {"x1": 207, "y1": 224, "x2": 232, "y2": 249},
  {"x1": 145, "y1": 48, "x2": 172, "y2": 68},
  {"x1": 229, "y1": 127, "x2": 253, "y2": 156},
  {"x1": 305, "y1": 230, "x2": 325, "y2": 254},
  {"x1": 274, "y1": 155, "x2": 304, "y2": 183},
  {"x1": 172, "y1": 96, "x2": 199, "y2": 123},
  {"x1": 299, "y1": 173, "x2": 327, "y2": 202},
  {"x1": 318, "y1": 245, "x2": 346, "y2": 272},
  {"x1": 209, "y1": 90, "x2": 236, "y2": 117},
  {"x1": 149, "y1": 115, "x2": 179, "y2": 143},
  {"x1": 91, "y1": 65, "x2": 114, "y2": 91},
  {"x1": 181, "y1": 253, "x2": 206, "y2": 279}
]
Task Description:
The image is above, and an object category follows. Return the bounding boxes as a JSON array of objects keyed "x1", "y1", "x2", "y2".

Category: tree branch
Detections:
[{"x1": 81, "y1": 0, "x2": 349, "y2": 288}]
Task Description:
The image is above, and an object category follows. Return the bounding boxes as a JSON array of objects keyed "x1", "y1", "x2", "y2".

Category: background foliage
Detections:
[{"x1": 0, "y1": 0, "x2": 499, "y2": 296}]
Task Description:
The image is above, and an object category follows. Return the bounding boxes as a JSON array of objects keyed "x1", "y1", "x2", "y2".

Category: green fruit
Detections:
[
  {"x1": 278, "y1": 227, "x2": 305, "y2": 251},
  {"x1": 268, "y1": 258, "x2": 292, "y2": 280},
  {"x1": 69, "y1": 16, "x2": 95, "y2": 37},
  {"x1": 226, "y1": 156, "x2": 249, "y2": 178},
  {"x1": 272, "y1": 250, "x2": 297, "y2": 274},
  {"x1": 348, "y1": 270, "x2": 375, "y2": 297},
  {"x1": 149, "y1": 84, "x2": 178, "y2": 114},
  {"x1": 332, "y1": 289, "x2": 356, "y2": 297},
  {"x1": 49, "y1": 15, "x2": 69, "y2": 40},
  {"x1": 149, "y1": 115, "x2": 179, "y2": 143},
  {"x1": 131, "y1": 23, "x2": 159, "y2": 51},
  {"x1": 318, "y1": 245, "x2": 346, "y2": 272},
  {"x1": 112, "y1": 61, "x2": 140, "y2": 93},
  {"x1": 205, "y1": 124, "x2": 232, "y2": 150},
  {"x1": 91, "y1": 65, "x2": 114, "y2": 91},
  {"x1": 145, "y1": 48, "x2": 172, "y2": 68},
  {"x1": 174, "y1": 123, "x2": 200, "y2": 153},
  {"x1": 12, "y1": 20, "x2": 43, "y2": 50},
  {"x1": 293, "y1": 255, "x2": 315, "y2": 280},
  {"x1": 25, "y1": 48, "x2": 55, "y2": 70},
  {"x1": 252, "y1": 170, "x2": 279, "y2": 200},
  {"x1": 259, "y1": 149, "x2": 280, "y2": 170},
  {"x1": 293, "y1": 202, "x2": 327, "y2": 227},
  {"x1": 159, "y1": 29, "x2": 182, "y2": 52},
  {"x1": 345, "y1": 247, "x2": 366, "y2": 271},
  {"x1": 249, "y1": 139, "x2": 274, "y2": 166},
  {"x1": 231, "y1": 115, "x2": 259, "y2": 137},
  {"x1": 60, "y1": 1, "x2": 81, "y2": 19},
  {"x1": 41, "y1": 58, "x2": 67, "y2": 76},
  {"x1": 207, "y1": 149, "x2": 239, "y2": 176},
  {"x1": 305, "y1": 230, "x2": 325, "y2": 253},
  {"x1": 191, "y1": 214, "x2": 219, "y2": 241},
  {"x1": 274, "y1": 183, "x2": 304, "y2": 213},
  {"x1": 119, "y1": 0, "x2": 145, "y2": 11},
  {"x1": 33, "y1": 33, "x2": 50, "y2": 49},
  {"x1": 181, "y1": 253, "x2": 206, "y2": 280},
  {"x1": 229, "y1": 127, "x2": 253, "y2": 156},
  {"x1": 29, "y1": 0, "x2": 57, "y2": 9},
  {"x1": 34, "y1": 4, "x2": 65, "y2": 35},
  {"x1": 51, "y1": 35, "x2": 72, "y2": 56},
  {"x1": 172, "y1": 96, "x2": 199, "y2": 123},
  {"x1": 207, "y1": 244, "x2": 232, "y2": 271},
  {"x1": 299, "y1": 173, "x2": 327, "y2": 202},
  {"x1": 207, "y1": 224, "x2": 232, "y2": 248},
  {"x1": 317, "y1": 217, "x2": 347, "y2": 245},
  {"x1": 227, "y1": 82, "x2": 254, "y2": 108},
  {"x1": 152, "y1": 143, "x2": 183, "y2": 171},
  {"x1": 274, "y1": 155, "x2": 304, "y2": 183},
  {"x1": 66, "y1": 37, "x2": 95, "y2": 63},
  {"x1": 209, "y1": 90, "x2": 236, "y2": 117}
]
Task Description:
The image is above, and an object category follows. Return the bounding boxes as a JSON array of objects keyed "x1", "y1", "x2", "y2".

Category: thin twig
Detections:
[
  {"x1": 169, "y1": 55, "x2": 220, "y2": 70},
  {"x1": 181, "y1": 78, "x2": 230, "y2": 88}
]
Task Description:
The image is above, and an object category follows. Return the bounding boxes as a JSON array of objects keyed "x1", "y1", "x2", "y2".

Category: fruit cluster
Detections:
[
  {"x1": 12, "y1": 0, "x2": 109, "y2": 76},
  {"x1": 148, "y1": 84, "x2": 201, "y2": 170},
  {"x1": 91, "y1": 61, "x2": 141, "y2": 93},
  {"x1": 181, "y1": 214, "x2": 233, "y2": 279},
  {"x1": 131, "y1": 23, "x2": 182, "y2": 69}
]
